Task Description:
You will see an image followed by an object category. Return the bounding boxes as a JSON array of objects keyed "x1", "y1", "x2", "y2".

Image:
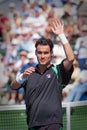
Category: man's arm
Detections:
[
  {"x1": 10, "y1": 67, "x2": 35, "y2": 90},
  {"x1": 10, "y1": 78, "x2": 22, "y2": 90},
  {"x1": 51, "y1": 18, "x2": 75, "y2": 70}
]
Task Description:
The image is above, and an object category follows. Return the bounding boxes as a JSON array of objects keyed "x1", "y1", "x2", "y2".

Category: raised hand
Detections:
[{"x1": 51, "y1": 18, "x2": 64, "y2": 35}]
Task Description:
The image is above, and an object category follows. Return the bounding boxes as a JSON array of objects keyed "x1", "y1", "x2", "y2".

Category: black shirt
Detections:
[{"x1": 23, "y1": 61, "x2": 73, "y2": 128}]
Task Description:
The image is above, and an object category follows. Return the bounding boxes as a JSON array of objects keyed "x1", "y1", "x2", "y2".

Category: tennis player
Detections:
[{"x1": 10, "y1": 18, "x2": 74, "y2": 130}]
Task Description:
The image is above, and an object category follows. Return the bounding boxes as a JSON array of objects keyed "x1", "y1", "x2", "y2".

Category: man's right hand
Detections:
[{"x1": 22, "y1": 67, "x2": 35, "y2": 78}]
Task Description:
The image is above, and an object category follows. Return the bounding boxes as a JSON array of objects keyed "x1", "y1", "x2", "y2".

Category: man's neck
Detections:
[{"x1": 38, "y1": 63, "x2": 51, "y2": 74}]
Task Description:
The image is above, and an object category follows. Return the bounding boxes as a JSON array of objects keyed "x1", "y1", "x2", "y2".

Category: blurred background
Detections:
[
  {"x1": 0, "y1": 0, "x2": 87, "y2": 104},
  {"x1": 0, "y1": 0, "x2": 87, "y2": 130}
]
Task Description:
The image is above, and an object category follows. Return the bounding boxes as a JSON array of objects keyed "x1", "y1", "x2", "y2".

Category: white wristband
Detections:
[
  {"x1": 16, "y1": 73, "x2": 26, "y2": 84},
  {"x1": 58, "y1": 33, "x2": 68, "y2": 45}
]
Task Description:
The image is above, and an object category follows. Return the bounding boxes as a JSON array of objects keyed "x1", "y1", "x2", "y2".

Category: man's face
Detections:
[{"x1": 36, "y1": 45, "x2": 53, "y2": 66}]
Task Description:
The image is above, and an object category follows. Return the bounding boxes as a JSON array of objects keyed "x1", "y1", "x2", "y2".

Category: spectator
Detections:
[
  {"x1": 45, "y1": 10, "x2": 56, "y2": 40},
  {"x1": 14, "y1": 50, "x2": 29, "y2": 104},
  {"x1": 0, "y1": 54, "x2": 8, "y2": 96},
  {"x1": 45, "y1": 0, "x2": 64, "y2": 7},
  {"x1": 30, "y1": 6, "x2": 46, "y2": 35},
  {"x1": 9, "y1": 11, "x2": 22, "y2": 39},
  {"x1": 17, "y1": 27, "x2": 32, "y2": 53},
  {"x1": 53, "y1": 38, "x2": 66, "y2": 64},
  {"x1": 77, "y1": 0, "x2": 87, "y2": 28},
  {"x1": 4, "y1": 61, "x2": 17, "y2": 105},
  {"x1": 74, "y1": 24, "x2": 87, "y2": 70},
  {"x1": 62, "y1": 59, "x2": 81, "y2": 101},
  {"x1": 41, "y1": 2, "x2": 52, "y2": 18},
  {"x1": 16, "y1": 52, "x2": 37, "y2": 104},
  {"x1": 14, "y1": 50, "x2": 29, "y2": 72},
  {"x1": 20, "y1": 0, "x2": 30, "y2": 19},
  {"x1": 65, "y1": 62, "x2": 87, "y2": 102},
  {"x1": 73, "y1": 81, "x2": 87, "y2": 101},
  {"x1": 7, "y1": 2, "x2": 20, "y2": 20},
  {"x1": 0, "y1": 11, "x2": 10, "y2": 42},
  {"x1": 8, "y1": 38, "x2": 19, "y2": 63}
]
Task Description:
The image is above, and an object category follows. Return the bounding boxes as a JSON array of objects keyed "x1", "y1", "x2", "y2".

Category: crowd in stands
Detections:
[{"x1": 0, "y1": 0, "x2": 87, "y2": 105}]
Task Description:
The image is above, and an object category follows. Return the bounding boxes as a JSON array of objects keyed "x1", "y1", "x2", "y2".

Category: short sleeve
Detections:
[{"x1": 57, "y1": 60, "x2": 73, "y2": 88}]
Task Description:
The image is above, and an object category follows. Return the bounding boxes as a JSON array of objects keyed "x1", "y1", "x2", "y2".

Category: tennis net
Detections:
[{"x1": 0, "y1": 101, "x2": 87, "y2": 130}]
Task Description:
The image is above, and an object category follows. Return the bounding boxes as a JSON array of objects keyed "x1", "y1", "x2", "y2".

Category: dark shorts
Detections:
[
  {"x1": 29, "y1": 124, "x2": 63, "y2": 130},
  {"x1": 7, "y1": 87, "x2": 17, "y2": 94}
]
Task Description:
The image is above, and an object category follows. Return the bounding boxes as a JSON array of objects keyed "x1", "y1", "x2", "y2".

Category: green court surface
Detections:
[
  {"x1": 0, "y1": 110, "x2": 28, "y2": 130},
  {"x1": 63, "y1": 106, "x2": 87, "y2": 130},
  {"x1": 0, "y1": 106, "x2": 87, "y2": 130}
]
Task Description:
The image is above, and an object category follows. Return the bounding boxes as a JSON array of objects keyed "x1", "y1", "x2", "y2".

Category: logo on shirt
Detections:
[{"x1": 46, "y1": 74, "x2": 51, "y2": 78}]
